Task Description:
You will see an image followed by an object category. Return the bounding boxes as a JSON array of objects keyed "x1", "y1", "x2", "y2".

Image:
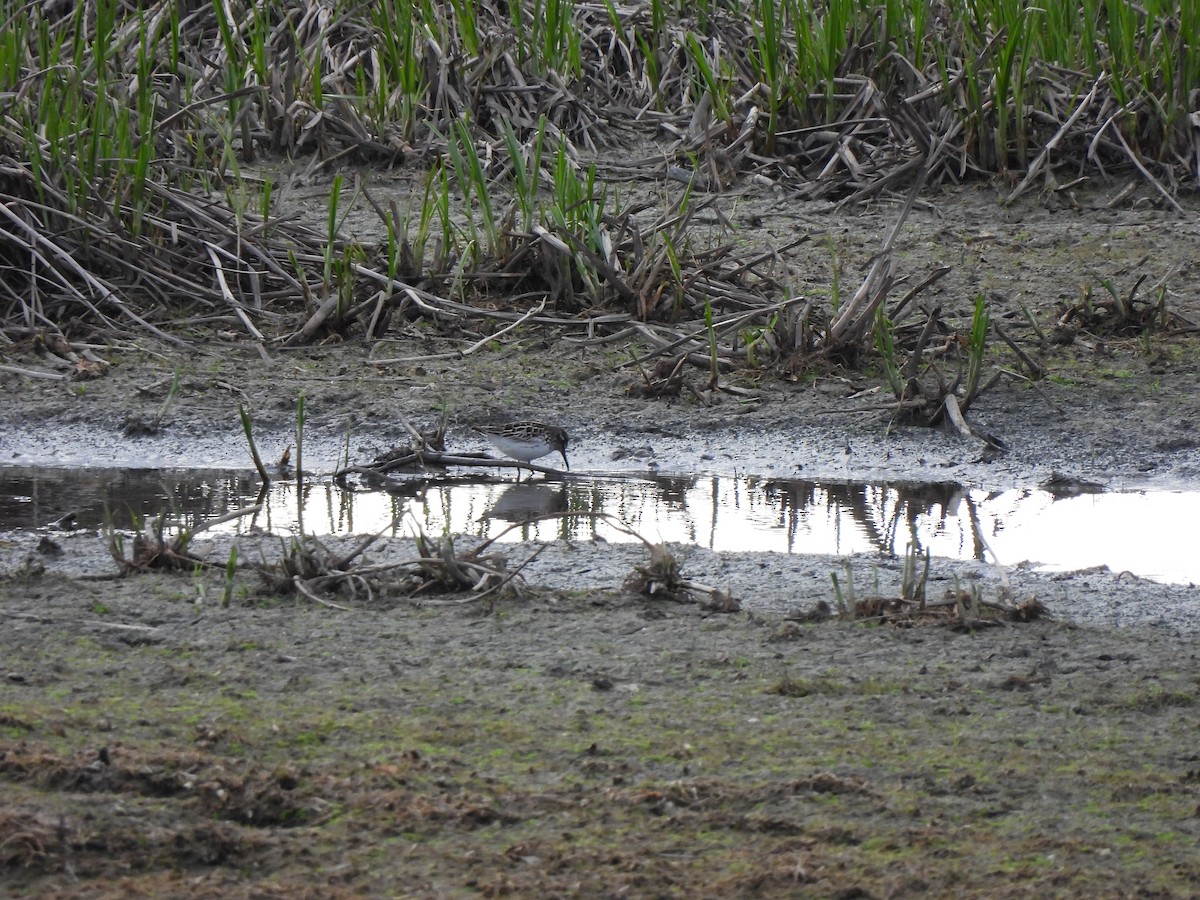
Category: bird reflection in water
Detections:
[{"x1": 484, "y1": 482, "x2": 569, "y2": 524}]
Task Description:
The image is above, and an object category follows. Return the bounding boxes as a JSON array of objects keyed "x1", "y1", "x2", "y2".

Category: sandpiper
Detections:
[{"x1": 476, "y1": 421, "x2": 569, "y2": 476}]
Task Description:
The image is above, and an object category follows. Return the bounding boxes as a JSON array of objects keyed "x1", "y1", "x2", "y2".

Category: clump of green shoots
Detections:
[
  {"x1": 544, "y1": 143, "x2": 609, "y2": 302},
  {"x1": 4, "y1": 0, "x2": 1200, "y2": 353},
  {"x1": 500, "y1": 115, "x2": 548, "y2": 233},
  {"x1": 1062, "y1": 274, "x2": 1174, "y2": 337},
  {"x1": 683, "y1": 33, "x2": 733, "y2": 131},
  {"x1": 446, "y1": 116, "x2": 501, "y2": 267},
  {"x1": 874, "y1": 306, "x2": 905, "y2": 400},
  {"x1": 871, "y1": 294, "x2": 999, "y2": 435},
  {"x1": 964, "y1": 293, "x2": 990, "y2": 406},
  {"x1": 748, "y1": 0, "x2": 784, "y2": 153},
  {"x1": 830, "y1": 562, "x2": 855, "y2": 619},
  {"x1": 370, "y1": 1, "x2": 428, "y2": 140}
]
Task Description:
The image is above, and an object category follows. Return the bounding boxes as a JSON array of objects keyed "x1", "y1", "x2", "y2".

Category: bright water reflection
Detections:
[{"x1": 0, "y1": 466, "x2": 1195, "y2": 584}]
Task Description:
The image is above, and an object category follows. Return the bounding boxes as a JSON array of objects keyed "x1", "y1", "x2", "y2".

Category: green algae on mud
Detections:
[{"x1": 1, "y1": 569, "x2": 1198, "y2": 897}]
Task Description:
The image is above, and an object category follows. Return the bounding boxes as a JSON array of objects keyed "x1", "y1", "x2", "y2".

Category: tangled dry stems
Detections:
[{"x1": 2, "y1": 0, "x2": 1193, "y2": 388}]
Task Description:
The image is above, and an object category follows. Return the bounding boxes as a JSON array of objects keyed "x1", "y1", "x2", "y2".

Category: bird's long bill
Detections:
[{"x1": 560, "y1": 450, "x2": 570, "y2": 471}]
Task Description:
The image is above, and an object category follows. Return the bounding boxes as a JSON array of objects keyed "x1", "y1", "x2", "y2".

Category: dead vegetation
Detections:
[
  {"x1": 820, "y1": 545, "x2": 1049, "y2": 631},
  {"x1": 248, "y1": 509, "x2": 742, "y2": 612},
  {"x1": 613, "y1": 518, "x2": 740, "y2": 611},
  {"x1": 839, "y1": 587, "x2": 1050, "y2": 630},
  {"x1": 1, "y1": 0, "x2": 1194, "y2": 411},
  {"x1": 252, "y1": 526, "x2": 527, "y2": 608},
  {"x1": 105, "y1": 504, "x2": 262, "y2": 575},
  {"x1": 1055, "y1": 272, "x2": 1193, "y2": 340}
]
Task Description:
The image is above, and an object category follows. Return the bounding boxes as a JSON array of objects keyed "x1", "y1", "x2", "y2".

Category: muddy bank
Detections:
[
  {"x1": 3, "y1": 187, "x2": 1200, "y2": 491},
  {"x1": 3, "y1": 527, "x2": 1199, "y2": 632},
  {"x1": 2, "y1": 567, "x2": 1199, "y2": 897}
]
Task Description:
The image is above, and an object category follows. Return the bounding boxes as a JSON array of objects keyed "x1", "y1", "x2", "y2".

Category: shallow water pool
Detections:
[{"x1": 1, "y1": 465, "x2": 1195, "y2": 585}]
